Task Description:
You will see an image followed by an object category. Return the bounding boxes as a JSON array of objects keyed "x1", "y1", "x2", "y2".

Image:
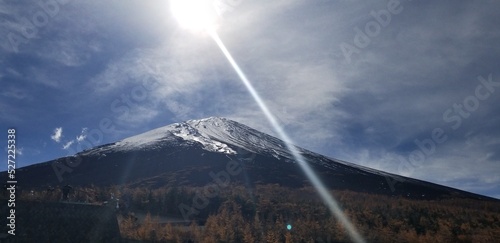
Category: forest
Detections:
[{"x1": 15, "y1": 183, "x2": 500, "y2": 242}]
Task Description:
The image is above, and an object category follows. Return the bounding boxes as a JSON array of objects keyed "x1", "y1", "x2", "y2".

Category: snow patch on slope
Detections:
[
  {"x1": 170, "y1": 122, "x2": 236, "y2": 154},
  {"x1": 187, "y1": 117, "x2": 292, "y2": 159},
  {"x1": 114, "y1": 126, "x2": 177, "y2": 149}
]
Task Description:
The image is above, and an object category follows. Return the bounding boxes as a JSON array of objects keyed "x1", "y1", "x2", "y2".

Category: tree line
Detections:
[{"x1": 17, "y1": 183, "x2": 500, "y2": 242}]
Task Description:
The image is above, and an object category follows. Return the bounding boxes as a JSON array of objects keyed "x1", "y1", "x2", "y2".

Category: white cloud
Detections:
[
  {"x1": 58, "y1": 128, "x2": 89, "y2": 151},
  {"x1": 16, "y1": 147, "x2": 23, "y2": 156},
  {"x1": 76, "y1": 128, "x2": 88, "y2": 142},
  {"x1": 51, "y1": 127, "x2": 63, "y2": 143},
  {"x1": 62, "y1": 140, "x2": 74, "y2": 150},
  {"x1": 4, "y1": 146, "x2": 24, "y2": 156}
]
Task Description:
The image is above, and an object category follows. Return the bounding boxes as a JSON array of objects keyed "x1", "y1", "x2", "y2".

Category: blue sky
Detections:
[{"x1": 1, "y1": 0, "x2": 500, "y2": 199}]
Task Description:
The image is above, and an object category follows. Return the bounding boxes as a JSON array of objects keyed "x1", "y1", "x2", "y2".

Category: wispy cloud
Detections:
[
  {"x1": 3, "y1": 146, "x2": 24, "y2": 156},
  {"x1": 60, "y1": 127, "x2": 90, "y2": 150},
  {"x1": 16, "y1": 147, "x2": 23, "y2": 156},
  {"x1": 62, "y1": 140, "x2": 74, "y2": 150},
  {"x1": 51, "y1": 127, "x2": 63, "y2": 143},
  {"x1": 76, "y1": 128, "x2": 88, "y2": 142}
]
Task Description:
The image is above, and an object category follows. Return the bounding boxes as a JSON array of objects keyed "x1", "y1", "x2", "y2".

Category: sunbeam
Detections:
[
  {"x1": 209, "y1": 29, "x2": 366, "y2": 243},
  {"x1": 169, "y1": 1, "x2": 365, "y2": 241}
]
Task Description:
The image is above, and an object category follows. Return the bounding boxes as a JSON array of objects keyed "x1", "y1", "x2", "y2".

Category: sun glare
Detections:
[{"x1": 170, "y1": 0, "x2": 217, "y2": 32}]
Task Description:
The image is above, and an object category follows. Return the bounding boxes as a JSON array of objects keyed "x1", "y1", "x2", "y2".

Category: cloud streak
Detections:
[
  {"x1": 76, "y1": 127, "x2": 88, "y2": 143},
  {"x1": 62, "y1": 140, "x2": 74, "y2": 150}
]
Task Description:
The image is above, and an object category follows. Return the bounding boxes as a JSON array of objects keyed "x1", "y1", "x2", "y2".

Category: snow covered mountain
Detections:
[
  {"x1": 82, "y1": 117, "x2": 293, "y2": 158},
  {"x1": 81, "y1": 117, "x2": 383, "y2": 173},
  {"x1": 10, "y1": 117, "x2": 497, "y2": 201}
]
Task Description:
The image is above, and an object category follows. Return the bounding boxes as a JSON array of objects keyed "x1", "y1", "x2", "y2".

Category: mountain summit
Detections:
[
  {"x1": 10, "y1": 117, "x2": 497, "y2": 201},
  {"x1": 82, "y1": 117, "x2": 307, "y2": 163}
]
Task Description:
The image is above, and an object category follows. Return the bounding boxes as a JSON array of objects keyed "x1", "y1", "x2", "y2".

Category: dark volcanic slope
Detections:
[{"x1": 6, "y1": 117, "x2": 497, "y2": 201}]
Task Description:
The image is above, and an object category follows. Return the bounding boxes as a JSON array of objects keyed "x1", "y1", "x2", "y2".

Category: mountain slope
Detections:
[{"x1": 8, "y1": 117, "x2": 497, "y2": 201}]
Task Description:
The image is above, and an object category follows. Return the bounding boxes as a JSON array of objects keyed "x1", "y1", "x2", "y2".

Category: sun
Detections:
[{"x1": 170, "y1": 0, "x2": 218, "y2": 32}]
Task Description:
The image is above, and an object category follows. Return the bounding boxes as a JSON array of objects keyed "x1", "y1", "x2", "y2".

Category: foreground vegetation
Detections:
[{"x1": 18, "y1": 183, "x2": 500, "y2": 242}]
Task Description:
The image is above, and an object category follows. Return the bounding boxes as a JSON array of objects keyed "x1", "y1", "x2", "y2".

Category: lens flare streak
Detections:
[{"x1": 209, "y1": 29, "x2": 365, "y2": 243}]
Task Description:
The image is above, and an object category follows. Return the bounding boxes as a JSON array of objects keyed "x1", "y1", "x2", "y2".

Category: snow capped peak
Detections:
[
  {"x1": 86, "y1": 117, "x2": 238, "y2": 155},
  {"x1": 80, "y1": 116, "x2": 295, "y2": 160}
]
